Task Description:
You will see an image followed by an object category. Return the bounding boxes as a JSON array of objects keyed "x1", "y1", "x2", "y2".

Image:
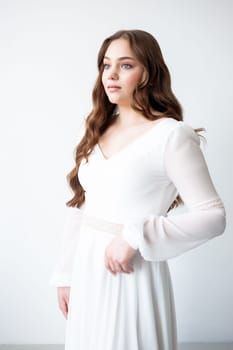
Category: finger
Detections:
[
  {"x1": 62, "y1": 308, "x2": 68, "y2": 319},
  {"x1": 105, "y1": 257, "x2": 116, "y2": 274},
  {"x1": 65, "y1": 294, "x2": 70, "y2": 305},
  {"x1": 114, "y1": 262, "x2": 123, "y2": 273},
  {"x1": 59, "y1": 299, "x2": 68, "y2": 319},
  {"x1": 109, "y1": 261, "x2": 117, "y2": 274},
  {"x1": 61, "y1": 307, "x2": 68, "y2": 320},
  {"x1": 120, "y1": 263, "x2": 134, "y2": 273}
]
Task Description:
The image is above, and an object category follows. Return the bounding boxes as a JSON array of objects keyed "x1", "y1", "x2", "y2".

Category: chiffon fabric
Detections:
[{"x1": 50, "y1": 118, "x2": 226, "y2": 350}]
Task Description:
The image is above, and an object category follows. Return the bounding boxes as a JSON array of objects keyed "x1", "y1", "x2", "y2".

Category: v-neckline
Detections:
[{"x1": 96, "y1": 117, "x2": 172, "y2": 161}]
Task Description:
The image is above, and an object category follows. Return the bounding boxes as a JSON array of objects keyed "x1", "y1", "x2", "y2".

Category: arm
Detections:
[
  {"x1": 122, "y1": 122, "x2": 226, "y2": 261},
  {"x1": 50, "y1": 121, "x2": 86, "y2": 286},
  {"x1": 49, "y1": 206, "x2": 84, "y2": 286}
]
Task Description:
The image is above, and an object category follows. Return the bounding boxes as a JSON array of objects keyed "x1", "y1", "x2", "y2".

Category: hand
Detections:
[
  {"x1": 57, "y1": 286, "x2": 70, "y2": 319},
  {"x1": 104, "y1": 235, "x2": 137, "y2": 274}
]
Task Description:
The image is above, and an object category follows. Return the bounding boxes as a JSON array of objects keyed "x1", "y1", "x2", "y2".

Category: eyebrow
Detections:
[{"x1": 103, "y1": 56, "x2": 136, "y2": 61}]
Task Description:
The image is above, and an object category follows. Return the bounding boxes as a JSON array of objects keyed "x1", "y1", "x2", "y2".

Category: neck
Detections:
[{"x1": 116, "y1": 105, "x2": 146, "y2": 127}]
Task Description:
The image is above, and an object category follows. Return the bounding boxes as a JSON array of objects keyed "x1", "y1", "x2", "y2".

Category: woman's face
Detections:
[{"x1": 101, "y1": 38, "x2": 144, "y2": 107}]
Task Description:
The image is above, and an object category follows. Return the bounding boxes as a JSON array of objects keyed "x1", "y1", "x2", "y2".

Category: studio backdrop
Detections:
[{"x1": 0, "y1": 0, "x2": 232, "y2": 345}]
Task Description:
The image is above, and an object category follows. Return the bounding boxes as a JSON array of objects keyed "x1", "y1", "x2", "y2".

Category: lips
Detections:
[{"x1": 107, "y1": 85, "x2": 121, "y2": 91}]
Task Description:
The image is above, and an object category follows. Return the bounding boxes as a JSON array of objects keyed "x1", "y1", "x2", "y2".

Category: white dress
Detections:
[{"x1": 50, "y1": 118, "x2": 226, "y2": 350}]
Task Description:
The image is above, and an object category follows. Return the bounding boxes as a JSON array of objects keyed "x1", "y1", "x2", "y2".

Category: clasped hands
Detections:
[{"x1": 104, "y1": 234, "x2": 137, "y2": 274}]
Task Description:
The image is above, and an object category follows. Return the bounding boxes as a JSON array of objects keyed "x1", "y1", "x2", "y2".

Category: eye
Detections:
[
  {"x1": 121, "y1": 63, "x2": 132, "y2": 69},
  {"x1": 103, "y1": 63, "x2": 110, "y2": 70}
]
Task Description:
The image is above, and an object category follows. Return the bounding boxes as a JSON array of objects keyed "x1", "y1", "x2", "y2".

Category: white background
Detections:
[{"x1": 0, "y1": 0, "x2": 232, "y2": 344}]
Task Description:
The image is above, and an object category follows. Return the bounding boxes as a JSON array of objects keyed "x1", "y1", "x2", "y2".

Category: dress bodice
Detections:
[{"x1": 78, "y1": 118, "x2": 179, "y2": 223}]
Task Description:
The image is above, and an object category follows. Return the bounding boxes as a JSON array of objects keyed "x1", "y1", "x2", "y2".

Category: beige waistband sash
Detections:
[{"x1": 82, "y1": 215, "x2": 123, "y2": 235}]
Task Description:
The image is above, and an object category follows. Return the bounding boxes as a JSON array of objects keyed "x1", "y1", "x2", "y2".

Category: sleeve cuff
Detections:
[
  {"x1": 121, "y1": 220, "x2": 144, "y2": 250},
  {"x1": 49, "y1": 273, "x2": 72, "y2": 287}
]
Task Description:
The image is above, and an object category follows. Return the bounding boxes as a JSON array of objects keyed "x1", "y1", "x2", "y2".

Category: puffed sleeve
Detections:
[
  {"x1": 122, "y1": 122, "x2": 226, "y2": 261},
  {"x1": 49, "y1": 122, "x2": 86, "y2": 286}
]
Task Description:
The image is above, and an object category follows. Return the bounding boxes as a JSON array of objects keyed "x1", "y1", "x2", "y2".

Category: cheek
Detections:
[
  {"x1": 101, "y1": 73, "x2": 106, "y2": 86},
  {"x1": 125, "y1": 71, "x2": 143, "y2": 89},
  {"x1": 101, "y1": 77, "x2": 107, "y2": 95}
]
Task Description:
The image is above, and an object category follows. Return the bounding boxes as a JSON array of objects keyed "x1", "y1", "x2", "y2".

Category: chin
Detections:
[{"x1": 107, "y1": 96, "x2": 120, "y2": 104}]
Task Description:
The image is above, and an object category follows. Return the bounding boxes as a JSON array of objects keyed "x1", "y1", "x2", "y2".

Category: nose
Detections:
[{"x1": 107, "y1": 65, "x2": 119, "y2": 80}]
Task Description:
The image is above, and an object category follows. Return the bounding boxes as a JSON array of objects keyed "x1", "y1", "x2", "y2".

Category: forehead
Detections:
[{"x1": 104, "y1": 38, "x2": 136, "y2": 59}]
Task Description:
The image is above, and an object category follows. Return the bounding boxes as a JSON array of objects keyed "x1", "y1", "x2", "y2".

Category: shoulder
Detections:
[
  {"x1": 168, "y1": 120, "x2": 200, "y2": 147},
  {"x1": 159, "y1": 119, "x2": 200, "y2": 148}
]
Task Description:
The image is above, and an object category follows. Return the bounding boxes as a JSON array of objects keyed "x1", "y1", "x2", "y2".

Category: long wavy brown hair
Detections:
[{"x1": 66, "y1": 29, "x2": 204, "y2": 211}]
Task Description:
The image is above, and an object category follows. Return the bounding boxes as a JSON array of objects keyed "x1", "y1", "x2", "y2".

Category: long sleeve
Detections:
[
  {"x1": 49, "y1": 206, "x2": 84, "y2": 287},
  {"x1": 122, "y1": 122, "x2": 226, "y2": 261},
  {"x1": 50, "y1": 121, "x2": 86, "y2": 287}
]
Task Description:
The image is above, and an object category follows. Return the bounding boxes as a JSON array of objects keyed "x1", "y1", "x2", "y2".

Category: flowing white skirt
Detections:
[{"x1": 65, "y1": 216, "x2": 177, "y2": 350}]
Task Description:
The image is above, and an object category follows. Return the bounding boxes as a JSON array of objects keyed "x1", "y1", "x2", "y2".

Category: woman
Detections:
[{"x1": 50, "y1": 29, "x2": 226, "y2": 350}]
